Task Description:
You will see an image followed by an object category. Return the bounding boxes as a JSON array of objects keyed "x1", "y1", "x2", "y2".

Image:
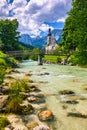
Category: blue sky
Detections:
[{"x1": 0, "y1": 0, "x2": 72, "y2": 37}]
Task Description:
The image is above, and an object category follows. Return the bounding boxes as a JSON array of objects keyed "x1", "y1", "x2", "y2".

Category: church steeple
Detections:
[
  {"x1": 48, "y1": 28, "x2": 51, "y2": 36},
  {"x1": 47, "y1": 28, "x2": 52, "y2": 46}
]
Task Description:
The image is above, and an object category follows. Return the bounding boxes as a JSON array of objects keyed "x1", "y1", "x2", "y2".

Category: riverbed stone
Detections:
[
  {"x1": 0, "y1": 95, "x2": 9, "y2": 109},
  {"x1": 60, "y1": 94, "x2": 86, "y2": 104},
  {"x1": 33, "y1": 124, "x2": 51, "y2": 130},
  {"x1": 5, "y1": 128, "x2": 11, "y2": 130},
  {"x1": 26, "y1": 122, "x2": 39, "y2": 129},
  {"x1": 59, "y1": 90, "x2": 75, "y2": 95},
  {"x1": 20, "y1": 103, "x2": 34, "y2": 114},
  {"x1": 6, "y1": 69, "x2": 20, "y2": 74},
  {"x1": 38, "y1": 110, "x2": 54, "y2": 121},
  {"x1": 29, "y1": 92, "x2": 45, "y2": 98},
  {"x1": 27, "y1": 96, "x2": 45, "y2": 104},
  {"x1": 7, "y1": 114, "x2": 28, "y2": 130},
  {"x1": 19, "y1": 92, "x2": 29, "y2": 99},
  {"x1": 30, "y1": 85, "x2": 40, "y2": 92},
  {"x1": 12, "y1": 124, "x2": 28, "y2": 130}
]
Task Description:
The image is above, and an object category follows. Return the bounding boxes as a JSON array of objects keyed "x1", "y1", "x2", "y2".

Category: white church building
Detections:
[{"x1": 45, "y1": 28, "x2": 58, "y2": 54}]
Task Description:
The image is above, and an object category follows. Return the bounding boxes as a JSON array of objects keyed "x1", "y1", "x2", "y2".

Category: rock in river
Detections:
[{"x1": 38, "y1": 110, "x2": 54, "y2": 121}]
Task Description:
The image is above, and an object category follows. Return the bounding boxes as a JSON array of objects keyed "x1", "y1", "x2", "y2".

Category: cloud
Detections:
[
  {"x1": 57, "y1": 17, "x2": 66, "y2": 22},
  {"x1": 40, "y1": 24, "x2": 53, "y2": 32},
  {"x1": 0, "y1": 0, "x2": 9, "y2": 17},
  {"x1": 0, "y1": 0, "x2": 72, "y2": 36}
]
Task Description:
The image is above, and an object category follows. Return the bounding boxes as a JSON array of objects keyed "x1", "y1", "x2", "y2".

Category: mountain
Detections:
[
  {"x1": 19, "y1": 34, "x2": 32, "y2": 45},
  {"x1": 52, "y1": 29, "x2": 63, "y2": 42},
  {"x1": 31, "y1": 36, "x2": 47, "y2": 49},
  {"x1": 19, "y1": 29, "x2": 63, "y2": 48}
]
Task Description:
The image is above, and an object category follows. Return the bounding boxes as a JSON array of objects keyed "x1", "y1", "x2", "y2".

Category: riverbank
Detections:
[{"x1": 0, "y1": 66, "x2": 53, "y2": 129}]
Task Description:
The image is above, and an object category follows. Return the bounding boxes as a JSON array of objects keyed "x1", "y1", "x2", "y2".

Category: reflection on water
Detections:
[{"x1": 18, "y1": 60, "x2": 87, "y2": 130}]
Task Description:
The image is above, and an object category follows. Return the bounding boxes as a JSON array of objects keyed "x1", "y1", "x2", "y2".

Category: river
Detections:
[{"x1": 17, "y1": 60, "x2": 87, "y2": 130}]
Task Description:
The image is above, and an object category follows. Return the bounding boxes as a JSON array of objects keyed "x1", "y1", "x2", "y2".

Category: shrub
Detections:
[
  {"x1": 69, "y1": 51, "x2": 87, "y2": 66},
  {"x1": 0, "y1": 66, "x2": 6, "y2": 84},
  {"x1": 9, "y1": 79, "x2": 30, "y2": 95},
  {"x1": 6, "y1": 79, "x2": 30, "y2": 114},
  {"x1": 6, "y1": 97, "x2": 22, "y2": 113},
  {"x1": 57, "y1": 57, "x2": 62, "y2": 63},
  {"x1": 29, "y1": 55, "x2": 38, "y2": 61},
  {"x1": 0, "y1": 116, "x2": 10, "y2": 130},
  {"x1": 69, "y1": 53, "x2": 78, "y2": 65}
]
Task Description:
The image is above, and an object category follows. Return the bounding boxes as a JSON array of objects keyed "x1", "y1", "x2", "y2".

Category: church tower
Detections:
[{"x1": 47, "y1": 28, "x2": 52, "y2": 46}]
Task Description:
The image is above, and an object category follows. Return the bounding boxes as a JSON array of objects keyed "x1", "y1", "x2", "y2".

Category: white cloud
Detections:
[
  {"x1": 12, "y1": 0, "x2": 27, "y2": 8},
  {"x1": 0, "y1": 0, "x2": 9, "y2": 17},
  {"x1": 39, "y1": 24, "x2": 53, "y2": 32},
  {"x1": 57, "y1": 17, "x2": 66, "y2": 22},
  {"x1": 0, "y1": 0, "x2": 72, "y2": 36}
]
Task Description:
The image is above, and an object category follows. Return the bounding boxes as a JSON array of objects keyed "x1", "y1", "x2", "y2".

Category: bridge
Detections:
[
  {"x1": 5, "y1": 50, "x2": 36, "y2": 57},
  {"x1": 5, "y1": 50, "x2": 44, "y2": 65}
]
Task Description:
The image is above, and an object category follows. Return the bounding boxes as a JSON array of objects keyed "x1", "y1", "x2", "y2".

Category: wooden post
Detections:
[{"x1": 38, "y1": 54, "x2": 43, "y2": 65}]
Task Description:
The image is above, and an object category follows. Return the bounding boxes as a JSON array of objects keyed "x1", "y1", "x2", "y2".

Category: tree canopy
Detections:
[
  {"x1": 61, "y1": 0, "x2": 87, "y2": 65},
  {"x1": 0, "y1": 19, "x2": 20, "y2": 52}
]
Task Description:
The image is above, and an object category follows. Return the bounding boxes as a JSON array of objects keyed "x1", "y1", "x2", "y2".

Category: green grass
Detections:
[
  {"x1": 0, "y1": 51, "x2": 8, "y2": 84},
  {"x1": 0, "y1": 51, "x2": 18, "y2": 84},
  {"x1": 43, "y1": 55, "x2": 66, "y2": 63},
  {"x1": 0, "y1": 51, "x2": 7, "y2": 66}
]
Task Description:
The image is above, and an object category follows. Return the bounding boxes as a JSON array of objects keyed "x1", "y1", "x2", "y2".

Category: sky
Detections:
[{"x1": 0, "y1": 0, "x2": 72, "y2": 37}]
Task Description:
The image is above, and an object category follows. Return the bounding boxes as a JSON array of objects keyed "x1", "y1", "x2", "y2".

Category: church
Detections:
[{"x1": 45, "y1": 28, "x2": 58, "y2": 54}]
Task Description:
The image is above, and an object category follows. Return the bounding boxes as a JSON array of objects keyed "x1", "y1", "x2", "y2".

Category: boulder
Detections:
[{"x1": 38, "y1": 110, "x2": 54, "y2": 121}]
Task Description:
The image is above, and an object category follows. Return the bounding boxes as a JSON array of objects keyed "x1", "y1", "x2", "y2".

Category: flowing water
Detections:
[{"x1": 17, "y1": 60, "x2": 87, "y2": 130}]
